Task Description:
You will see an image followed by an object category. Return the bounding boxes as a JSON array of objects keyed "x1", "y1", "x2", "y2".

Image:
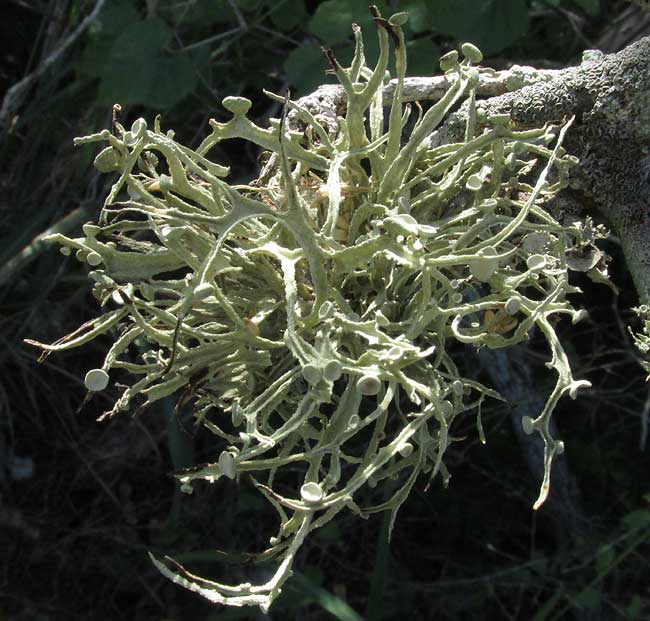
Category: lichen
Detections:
[{"x1": 26, "y1": 8, "x2": 603, "y2": 611}]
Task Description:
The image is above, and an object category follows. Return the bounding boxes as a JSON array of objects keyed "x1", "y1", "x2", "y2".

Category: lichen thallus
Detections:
[{"x1": 26, "y1": 7, "x2": 612, "y2": 612}]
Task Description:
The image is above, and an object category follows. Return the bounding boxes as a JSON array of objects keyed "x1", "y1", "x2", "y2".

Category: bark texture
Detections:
[
  {"x1": 297, "y1": 36, "x2": 650, "y2": 304},
  {"x1": 442, "y1": 36, "x2": 650, "y2": 304}
]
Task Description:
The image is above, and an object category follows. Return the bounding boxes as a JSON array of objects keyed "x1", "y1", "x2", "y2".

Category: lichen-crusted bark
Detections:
[
  {"x1": 294, "y1": 67, "x2": 560, "y2": 126},
  {"x1": 299, "y1": 37, "x2": 650, "y2": 302},
  {"x1": 444, "y1": 36, "x2": 650, "y2": 303}
]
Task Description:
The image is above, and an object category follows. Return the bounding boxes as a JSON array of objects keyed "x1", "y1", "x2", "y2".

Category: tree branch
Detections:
[
  {"x1": 0, "y1": 0, "x2": 107, "y2": 131},
  {"x1": 448, "y1": 37, "x2": 650, "y2": 304},
  {"x1": 293, "y1": 66, "x2": 560, "y2": 131},
  {"x1": 296, "y1": 36, "x2": 650, "y2": 304}
]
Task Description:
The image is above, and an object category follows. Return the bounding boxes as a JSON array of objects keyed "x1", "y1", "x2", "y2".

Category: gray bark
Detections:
[
  {"x1": 447, "y1": 37, "x2": 650, "y2": 302},
  {"x1": 440, "y1": 36, "x2": 650, "y2": 304},
  {"x1": 297, "y1": 36, "x2": 650, "y2": 304}
]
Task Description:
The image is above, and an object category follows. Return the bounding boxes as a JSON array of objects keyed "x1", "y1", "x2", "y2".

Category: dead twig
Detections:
[{"x1": 0, "y1": 0, "x2": 107, "y2": 131}]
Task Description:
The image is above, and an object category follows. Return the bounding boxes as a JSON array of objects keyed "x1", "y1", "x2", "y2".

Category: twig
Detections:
[
  {"x1": 0, "y1": 0, "x2": 107, "y2": 130},
  {"x1": 0, "y1": 204, "x2": 94, "y2": 287},
  {"x1": 293, "y1": 66, "x2": 559, "y2": 122},
  {"x1": 177, "y1": 27, "x2": 241, "y2": 53},
  {"x1": 226, "y1": 0, "x2": 248, "y2": 31}
]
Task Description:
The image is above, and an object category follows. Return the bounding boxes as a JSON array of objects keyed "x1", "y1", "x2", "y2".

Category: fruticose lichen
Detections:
[{"x1": 27, "y1": 8, "x2": 605, "y2": 612}]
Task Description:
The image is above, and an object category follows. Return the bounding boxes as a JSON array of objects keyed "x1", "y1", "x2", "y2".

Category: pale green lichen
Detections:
[{"x1": 26, "y1": 7, "x2": 602, "y2": 612}]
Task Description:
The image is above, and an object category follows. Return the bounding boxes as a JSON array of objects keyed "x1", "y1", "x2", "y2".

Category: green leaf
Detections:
[
  {"x1": 405, "y1": 38, "x2": 440, "y2": 77},
  {"x1": 78, "y1": 0, "x2": 141, "y2": 78},
  {"x1": 401, "y1": 0, "x2": 433, "y2": 34},
  {"x1": 622, "y1": 508, "x2": 650, "y2": 531},
  {"x1": 284, "y1": 43, "x2": 332, "y2": 95},
  {"x1": 77, "y1": 36, "x2": 114, "y2": 78},
  {"x1": 595, "y1": 544, "x2": 615, "y2": 574},
  {"x1": 90, "y1": 0, "x2": 141, "y2": 37},
  {"x1": 267, "y1": 0, "x2": 308, "y2": 31},
  {"x1": 574, "y1": 587, "x2": 601, "y2": 610},
  {"x1": 148, "y1": 55, "x2": 198, "y2": 109},
  {"x1": 110, "y1": 17, "x2": 173, "y2": 60},
  {"x1": 186, "y1": 44, "x2": 212, "y2": 86},
  {"x1": 427, "y1": 0, "x2": 529, "y2": 55},
  {"x1": 308, "y1": 0, "x2": 389, "y2": 44},
  {"x1": 98, "y1": 18, "x2": 198, "y2": 109},
  {"x1": 98, "y1": 62, "x2": 150, "y2": 107}
]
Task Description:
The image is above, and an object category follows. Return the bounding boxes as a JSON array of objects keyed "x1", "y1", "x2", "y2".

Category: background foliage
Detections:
[{"x1": 1, "y1": 0, "x2": 649, "y2": 619}]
